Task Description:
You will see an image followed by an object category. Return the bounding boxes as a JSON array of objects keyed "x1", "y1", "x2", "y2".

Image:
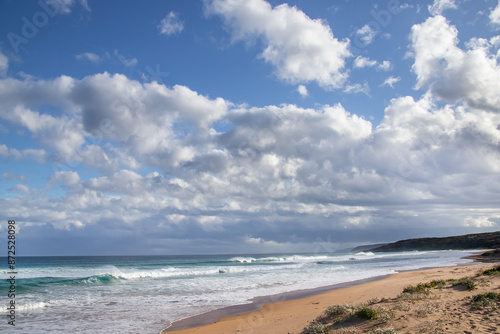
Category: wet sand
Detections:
[{"x1": 162, "y1": 262, "x2": 499, "y2": 334}]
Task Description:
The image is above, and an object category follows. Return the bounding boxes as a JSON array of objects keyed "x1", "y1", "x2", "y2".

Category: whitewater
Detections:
[{"x1": 0, "y1": 250, "x2": 476, "y2": 333}]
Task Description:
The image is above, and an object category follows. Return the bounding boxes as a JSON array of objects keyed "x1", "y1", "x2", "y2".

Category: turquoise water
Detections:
[{"x1": 1, "y1": 250, "x2": 475, "y2": 333}]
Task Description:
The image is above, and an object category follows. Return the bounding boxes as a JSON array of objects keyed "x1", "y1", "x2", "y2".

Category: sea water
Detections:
[{"x1": 0, "y1": 250, "x2": 476, "y2": 333}]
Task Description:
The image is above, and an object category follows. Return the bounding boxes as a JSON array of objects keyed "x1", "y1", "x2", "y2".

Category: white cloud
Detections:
[
  {"x1": 158, "y1": 12, "x2": 184, "y2": 36},
  {"x1": 9, "y1": 184, "x2": 30, "y2": 194},
  {"x1": 344, "y1": 82, "x2": 370, "y2": 96},
  {"x1": 297, "y1": 85, "x2": 308, "y2": 97},
  {"x1": 353, "y1": 56, "x2": 377, "y2": 69},
  {"x1": 207, "y1": 0, "x2": 351, "y2": 89},
  {"x1": 0, "y1": 145, "x2": 10, "y2": 157},
  {"x1": 3, "y1": 172, "x2": 26, "y2": 183},
  {"x1": 378, "y1": 60, "x2": 392, "y2": 71},
  {"x1": 353, "y1": 57, "x2": 391, "y2": 71},
  {"x1": 428, "y1": 0, "x2": 457, "y2": 16},
  {"x1": 355, "y1": 24, "x2": 377, "y2": 46},
  {"x1": 244, "y1": 235, "x2": 279, "y2": 248},
  {"x1": 0, "y1": 143, "x2": 48, "y2": 162},
  {"x1": 0, "y1": 51, "x2": 8, "y2": 76},
  {"x1": 0, "y1": 73, "x2": 229, "y2": 171},
  {"x1": 77, "y1": 51, "x2": 138, "y2": 67},
  {"x1": 1, "y1": 62, "x2": 500, "y2": 253},
  {"x1": 76, "y1": 52, "x2": 101, "y2": 63},
  {"x1": 50, "y1": 171, "x2": 81, "y2": 187},
  {"x1": 491, "y1": 1, "x2": 500, "y2": 26},
  {"x1": 383, "y1": 76, "x2": 400, "y2": 88},
  {"x1": 464, "y1": 216, "x2": 496, "y2": 228},
  {"x1": 0, "y1": 102, "x2": 85, "y2": 162},
  {"x1": 491, "y1": 35, "x2": 500, "y2": 47},
  {"x1": 410, "y1": 15, "x2": 500, "y2": 112}
]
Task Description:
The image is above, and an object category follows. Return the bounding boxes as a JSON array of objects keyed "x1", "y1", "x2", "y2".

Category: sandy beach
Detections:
[{"x1": 163, "y1": 262, "x2": 500, "y2": 334}]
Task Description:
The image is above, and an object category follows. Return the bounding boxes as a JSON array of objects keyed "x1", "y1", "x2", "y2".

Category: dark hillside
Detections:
[{"x1": 372, "y1": 231, "x2": 500, "y2": 252}]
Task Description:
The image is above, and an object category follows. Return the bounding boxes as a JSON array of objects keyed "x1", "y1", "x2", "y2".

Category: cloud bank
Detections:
[{"x1": 0, "y1": 1, "x2": 499, "y2": 255}]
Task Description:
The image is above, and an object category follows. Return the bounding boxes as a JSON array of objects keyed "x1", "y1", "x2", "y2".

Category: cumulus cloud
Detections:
[
  {"x1": 378, "y1": 61, "x2": 392, "y2": 71},
  {"x1": 9, "y1": 184, "x2": 30, "y2": 194},
  {"x1": 428, "y1": 0, "x2": 457, "y2": 16},
  {"x1": 353, "y1": 57, "x2": 391, "y2": 71},
  {"x1": 464, "y1": 216, "x2": 496, "y2": 228},
  {"x1": 3, "y1": 84, "x2": 498, "y2": 252},
  {"x1": 410, "y1": 15, "x2": 500, "y2": 112},
  {"x1": 353, "y1": 56, "x2": 377, "y2": 69},
  {"x1": 2, "y1": 12, "x2": 500, "y2": 254},
  {"x1": 50, "y1": 171, "x2": 81, "y2": 187},
  {"x1": 0, "y1": 73, "x2": 229, "y2": 172},
  {"x1": 383, "y1": 76, "x2": 400, "y2": 88},
  {"x1": 0, "y1": 144, "x2": 48, "y2": 162},
  {"x1": 491, "y1": 1, "x2": 500, "y2": 26},
  {"x1": 355, "y1": 24, "x2": 377, "y2": 46},
  {"x1": 158, "y1": 12, "x2": 184, "y2": 36},
  {"x1": 207, "y1": 0, "x2": 351, "y2": 89},
  {"x1": 297, "y1": 85, "x2": 308, "y2": 97},
  {"x1": 0, "y1": 98, "x2": 85, "y2": 162},
  {"x1": 3, "y1": 172, "x2": 26, "y2": 183},
  {"x1": 344, "y1": 82, "x2": 370, "y2": 95}
]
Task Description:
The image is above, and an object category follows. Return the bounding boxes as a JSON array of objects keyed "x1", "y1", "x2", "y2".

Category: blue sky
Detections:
[{"x1": 0, "y1": 0, "x2": 500, "y2": 256}]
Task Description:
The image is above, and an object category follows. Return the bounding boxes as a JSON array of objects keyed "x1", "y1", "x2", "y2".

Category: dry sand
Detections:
[{"x1": 163, "y1": 262, "x2": 500, "y2": 334}]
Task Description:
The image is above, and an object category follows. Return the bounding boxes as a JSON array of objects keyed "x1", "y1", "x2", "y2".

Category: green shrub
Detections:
[
  {"x1": 470, "y1": 292, "x2": 500, "y2": 309},
  {"x1": 377, "y1": 307, "x2": 394, "y2": 324},
  {"x1": 325, "y1": 304, "x2": 356, "y2": 318},
  {"x1": 402, "y1": 282, "x2": 435, "y2": 294},
  {"x1": 402, "y1": 284, "x2": 426, "y2": 294},
  {"x1": 301, "y1": 321, "x2": 331, "y2": 334},
  {"x1": 429, "y1": 279, "x2": 447, "y2": 288},
  {"x1": 481, "y1": 265, "x2": 500, "y2": 276},
  {"x1": 403, "y1": 280, "x2": 447, "y2": 293},
  {"x1": 356, "y1": 307, "x2": 378, "y2": 320},
  {"x1": 453, "y1": 277, "x2": 476, "y2": 291}
]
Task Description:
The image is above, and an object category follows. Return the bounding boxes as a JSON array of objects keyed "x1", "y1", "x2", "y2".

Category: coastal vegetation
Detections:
[
  {"x1": 469, "y1": 292, "x2": 500, "y2": 310},
  {"x1": 481, "y1": 264, "x2": 500, "y2": 276},
  {"x1": 301, "y1": 265, "x2": 500, "y2": 334}
]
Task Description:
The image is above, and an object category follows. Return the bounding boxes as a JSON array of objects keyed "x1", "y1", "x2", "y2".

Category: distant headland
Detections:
[{"x1": 352, "y1": 231, "x2": 500, "y2": 253}]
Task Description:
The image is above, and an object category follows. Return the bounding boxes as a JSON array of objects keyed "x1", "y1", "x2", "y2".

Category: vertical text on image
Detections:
[{"x1": 6, "y1": 219, "x2": 17, "y2": 326}]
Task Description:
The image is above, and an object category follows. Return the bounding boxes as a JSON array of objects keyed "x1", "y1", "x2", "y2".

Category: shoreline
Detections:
[
  {"x1": 162, "y1": 274, "x2": 390, "y2": 332},
  {"x1": 161, "y1": 261, "x2": 499, "y2": 334}
]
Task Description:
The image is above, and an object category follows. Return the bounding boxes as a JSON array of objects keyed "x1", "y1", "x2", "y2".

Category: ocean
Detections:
[{"x1": 1, "y1": 250, "x2": 476, "y2": 333}]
